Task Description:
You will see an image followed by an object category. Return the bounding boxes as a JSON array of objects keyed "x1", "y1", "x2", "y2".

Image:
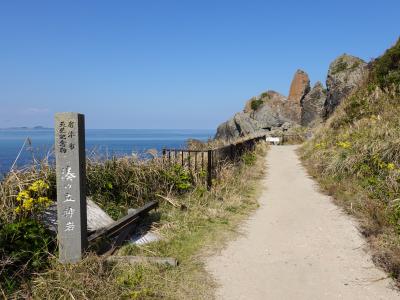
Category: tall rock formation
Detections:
[
  {"x1": 286, "y1": 70, "x2": 310, "y2": 123},
  {"x1": 288, "y1": 70, "x2": 311, "y2": 102},
  {"x1": 324, "y1": 54, "x2": 367, "y2": 117},
  {"x1": 301, "y1": 81, "x2": 326, "y2": 126}
]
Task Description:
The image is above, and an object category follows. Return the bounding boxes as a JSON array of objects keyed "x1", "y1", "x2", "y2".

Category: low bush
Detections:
[
  {"x1": 370, "y1": 38, "x2": 400, "y2": 89},
  {"x1": 250, "y1": 99, "x2": 264, "y2": 111}
]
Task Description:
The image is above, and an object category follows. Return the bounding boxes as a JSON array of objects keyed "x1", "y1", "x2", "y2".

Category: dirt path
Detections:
[{"x1": 207, "y1": 145, "x2": 400, "y2": 300}]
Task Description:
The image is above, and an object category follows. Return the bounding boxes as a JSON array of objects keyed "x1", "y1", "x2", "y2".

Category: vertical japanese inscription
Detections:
[{"x1": 55, "y1": 113, "x2": 87, "y2": 263}]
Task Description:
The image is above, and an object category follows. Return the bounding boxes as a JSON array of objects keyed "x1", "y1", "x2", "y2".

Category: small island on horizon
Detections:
[{"x1": 0, "y1": 126, "x2": 52, "y2": 130}]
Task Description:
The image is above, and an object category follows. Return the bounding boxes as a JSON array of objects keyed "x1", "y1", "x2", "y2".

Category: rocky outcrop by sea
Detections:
[
  {"x1": 324, "y1": 54, "x2": 367, "y2": 117},
  {"x1": 215, "y1": 53, "x2": 368, "y2": 142}
]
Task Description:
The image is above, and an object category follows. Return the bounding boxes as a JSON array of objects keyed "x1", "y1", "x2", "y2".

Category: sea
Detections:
[{"x1": 0, "y1": 128, "x2": 215, "y2": 176}]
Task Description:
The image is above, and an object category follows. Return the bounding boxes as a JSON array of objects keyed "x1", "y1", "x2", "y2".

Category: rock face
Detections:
[
  {"x1": 286, "y1": 70, "x2": 310, "y2": 123},
  {"x1": 301, "y1": 82, "x2": 326, "y2": 126},
  {"x1": 288, "y1": 70, "x2": 310, "y2": 102},
  {"x1": 215, "y1": 54, "x2": 368, "y2": 142},
  {"x1": 215, "y1": 89, "x2": 294, "y2": 142},
  {"x1": 215, "y1": 112, "x2": 260, "y2": 141},
  {"x1": 215, "y1": 70, "x2": 312, "y2": 142},
  {"x1": 324, "y1": 54, "x2": 367, "y2": 117}
]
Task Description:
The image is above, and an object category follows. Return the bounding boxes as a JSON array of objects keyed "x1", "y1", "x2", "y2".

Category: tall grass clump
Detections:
[
  {"x1": 300, "y1": 39, "x2": 400, "y2": 282},
  {"x1": 85, "y1": 156, "x2": 198, "y2": 219}
]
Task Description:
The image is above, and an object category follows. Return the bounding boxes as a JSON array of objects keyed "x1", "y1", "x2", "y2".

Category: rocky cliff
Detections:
[
  {"x1": 215, "y1": 54, "x2": 368, "y2": 142},
  {"x1": 324, "y1": 54, "x2": 368, "y2": 117},
  {"x1": 287, "y1": 70, "x2": 310, "y2": 123},
  {"x1": 301, "y1": 82, "x2": 326, "y2": 126}
]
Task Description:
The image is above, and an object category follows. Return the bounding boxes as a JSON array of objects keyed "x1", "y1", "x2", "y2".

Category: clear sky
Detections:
[{"x1": 0, "y1": 0, "x2": 399, "y2": 129}]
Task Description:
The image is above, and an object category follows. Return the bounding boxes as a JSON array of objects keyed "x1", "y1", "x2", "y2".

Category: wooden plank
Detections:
[
  {"x1": 88, "y1": 200, "x2": 158, "y2": 242},
  {"x1": 102, "y1": 224, "x2": 137, "y2": 256}
]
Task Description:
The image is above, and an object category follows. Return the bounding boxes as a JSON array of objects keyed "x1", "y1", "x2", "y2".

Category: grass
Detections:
[
  {"x1": 1, "y1": 142, "x2": 268, "y2": 298},
  {"x1": 299, "y1": 39, "x2": 400, "y2": 283}
]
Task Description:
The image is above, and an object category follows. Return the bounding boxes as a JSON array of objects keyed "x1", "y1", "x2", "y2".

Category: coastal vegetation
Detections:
[
  {"x1": 250, "y1": 98, "x2": 264, "y2": 111},
  {"x1": 300, "y1": 39, "x2": 400, "y2": 281},
  {"x1": 0, "y1": 140, "x2": 268, "y2": 298}
]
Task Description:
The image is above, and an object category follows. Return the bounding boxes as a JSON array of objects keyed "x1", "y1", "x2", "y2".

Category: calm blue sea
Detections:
[{"x1": 0, "y1": 129, "x2": 215, "y2": 175}]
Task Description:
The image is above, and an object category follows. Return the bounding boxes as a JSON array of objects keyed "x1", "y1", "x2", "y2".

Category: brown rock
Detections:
[
  {"x1": 288, "y1": 69, "x2": 310, "y2": 103},
  {"x1": 287, "y1": 70, "x2": 310, "y2": 123}
]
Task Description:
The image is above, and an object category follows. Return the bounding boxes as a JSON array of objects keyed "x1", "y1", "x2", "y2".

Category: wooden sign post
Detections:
[{"x1": 55, "y1": 112, "x2": 87, "y2": 263}]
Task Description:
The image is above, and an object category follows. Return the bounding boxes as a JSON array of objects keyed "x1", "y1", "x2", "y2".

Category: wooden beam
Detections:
[{"x1": 88, "y1": 200, "x2": 158, "y2": 242}]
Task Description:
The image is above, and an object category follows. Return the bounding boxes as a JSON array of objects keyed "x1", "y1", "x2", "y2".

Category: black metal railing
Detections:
[{"x1": 162, "y1": 134, "x2": 266, "y2": 189}]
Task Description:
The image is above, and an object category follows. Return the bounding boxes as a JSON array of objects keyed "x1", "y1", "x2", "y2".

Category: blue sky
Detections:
[{"x1": 0, "y1": 0, "x2": 399, "y2": 129}]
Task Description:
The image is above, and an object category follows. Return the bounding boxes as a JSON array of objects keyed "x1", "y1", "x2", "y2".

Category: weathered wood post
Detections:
[{"x1": 55, "y1": 112, "x2": 87, "y2": 263}]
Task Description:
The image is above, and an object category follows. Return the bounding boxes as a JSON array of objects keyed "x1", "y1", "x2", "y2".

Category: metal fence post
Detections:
[{"x1": 207, "y1": 150, "x2": 212, "y2": 190}]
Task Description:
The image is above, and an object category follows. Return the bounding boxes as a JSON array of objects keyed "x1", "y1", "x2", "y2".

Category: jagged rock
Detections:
[
  {"x1": 243, "y1": 90, "x2": 285, "y2": 113},
  {"x1": 215, "y1": 89, "x2": 296, "y2": 141},
  {"x1": 215, "y1": 112, "x2": 261, "y2": 141},
  {"x1": 252, "y1": 103, "x2": 287, "y2": 129},
  {"x1": 324, "y1": 54, "x2": 368, "y2": 117},
  {"x1": 281, "y1": 122, "x2": 292, "y2": 131},
  {"x1": 215, "y1": 80, "x2": 311, "y2": 141},
  {"x1": 215, "y1": 118, "x2": 238, "y2": 141},
  {"x1": 301, "y1": 81, "x2": 326, "y2": 126},
  {"x1": 288, "y1": 69, "x2": 311, "y2": 103},
  {"x1": 287, "y1": 70, "x2": 310, "y2": 123}
]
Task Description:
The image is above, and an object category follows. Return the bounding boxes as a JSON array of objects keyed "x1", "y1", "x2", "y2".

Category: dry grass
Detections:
[
  {"x1": 299, "y1": 76, "x2": 400, "y2": 282},
  {"x1": 2, "y1": 142, "x2": 268, "y2": 299},
  {"x1": 299, "y1": 39, "x2": 400, "y2": 282}
]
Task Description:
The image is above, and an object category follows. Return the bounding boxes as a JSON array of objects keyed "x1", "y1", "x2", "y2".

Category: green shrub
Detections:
[
  {"x1": 0, "y1": 219, "x2": 54, "y2": 294},
  {"x1": 250, "y1": 99, "x2": 263, "y2": 111},
  {"x1": 164, "y1": 164, "x2": 192, "y2": 192},
  {"x1": 242, "y1": 152, "x2": 256, "y2": 166},
  {"x1": 370, "y1": 38, "x2": 400, "y2": 89},
  {"x1": 260, "y1": 92, "x2": 271, "y2": 99},
  {"x1": 331, "y1": 58, "x2": 348, "y2": 75}
]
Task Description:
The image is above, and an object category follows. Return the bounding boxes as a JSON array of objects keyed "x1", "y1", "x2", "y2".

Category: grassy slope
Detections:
[
  {"x1": 12, "y1": 145, "x2": 267, "y2": 299},
  {"x1": 300, "y1": 39, "x2": 400, "y2": 280}
]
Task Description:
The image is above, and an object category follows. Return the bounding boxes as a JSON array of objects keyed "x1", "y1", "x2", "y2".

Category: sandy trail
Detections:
[{"x1": 207, "y1": 145, "x2": 400, "y2": 300}]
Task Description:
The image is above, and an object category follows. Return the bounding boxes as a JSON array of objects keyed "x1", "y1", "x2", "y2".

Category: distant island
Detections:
[{"x1": 0, "y1": 126, "x2": 52, "y2": 130}]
